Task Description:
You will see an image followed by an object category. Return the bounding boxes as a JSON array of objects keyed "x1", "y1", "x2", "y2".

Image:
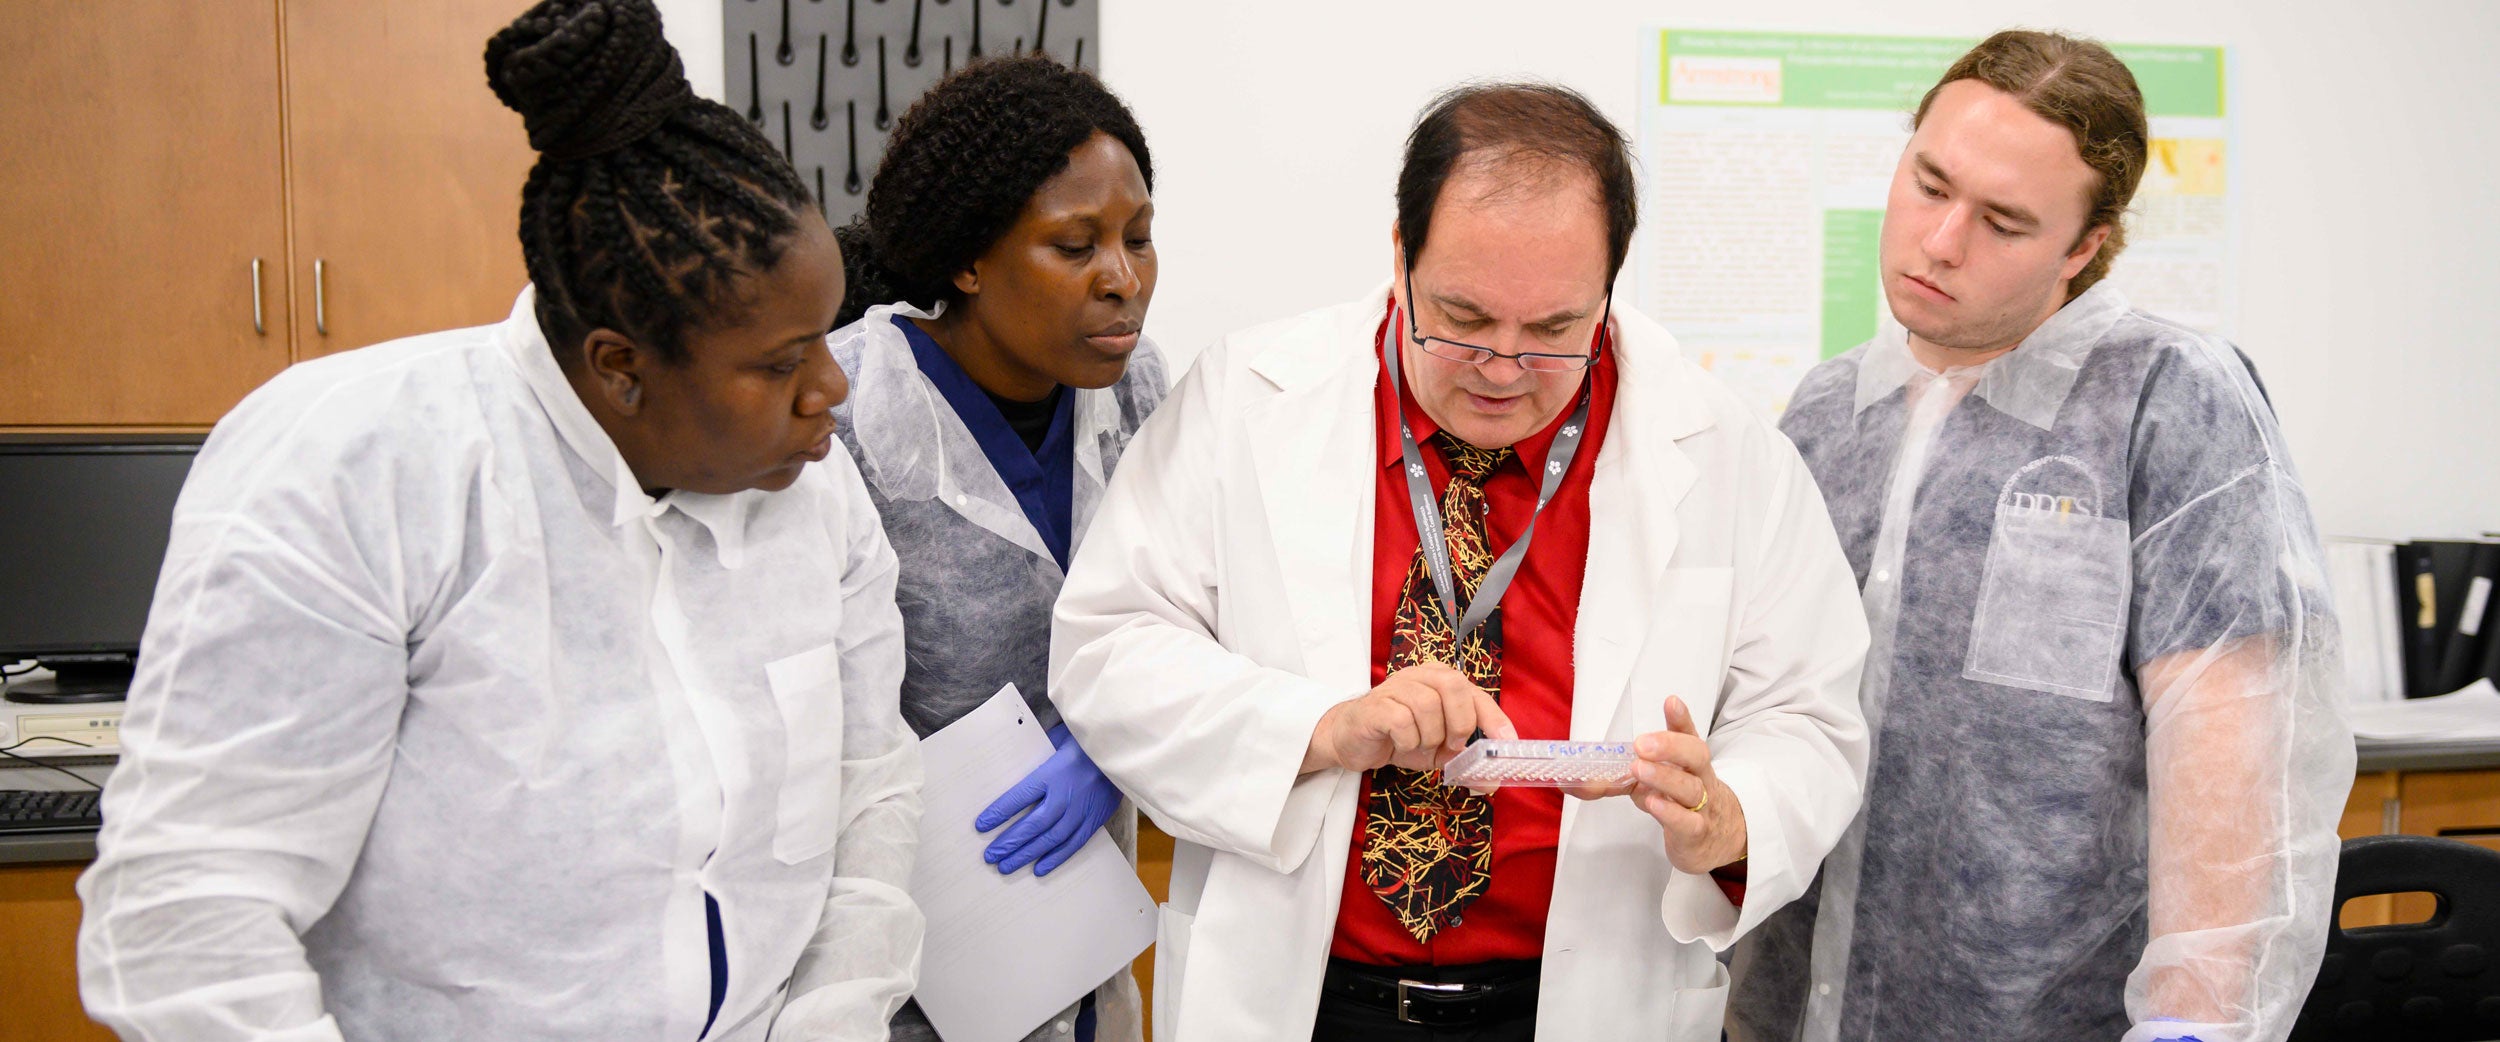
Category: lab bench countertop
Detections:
[{"x1": 2356, "y1": 739, "x2": 2500, "y2": 773}]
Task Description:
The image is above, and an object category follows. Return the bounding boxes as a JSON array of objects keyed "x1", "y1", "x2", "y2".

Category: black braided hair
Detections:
[
  {"x1": 486, "y1": 0, "x2": 817, "y2": 364},
  {"x1": 834, "y1": 54, "x2": 1152, "y2": 329}
]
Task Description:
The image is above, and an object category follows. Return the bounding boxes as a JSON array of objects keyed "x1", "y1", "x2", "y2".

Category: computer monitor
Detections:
[{"x1": 0, "y1": 436, "x2": 202, "y2": 704}]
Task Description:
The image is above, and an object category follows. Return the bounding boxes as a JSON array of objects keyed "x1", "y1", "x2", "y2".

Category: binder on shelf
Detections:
[
  {"x1": 2327, "y1": 538, "x2": 2404, "y2": 705},
  {"x1": 2369, "y1": 542, "x2": 2407, "y2": 701},
  {"x1": 2397, "y1": 542, "x2": 2442, "y2": 699},
  {"x1": 2484, "y1": 592, "x2": 2500, "y2": 691},
  {"x1": 2433, "y1": 542, "x2": 2500, "y2": 695}
]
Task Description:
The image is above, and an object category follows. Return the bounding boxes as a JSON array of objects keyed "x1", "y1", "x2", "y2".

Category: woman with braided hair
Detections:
[
  {"x1": 77, "y1": 2, "x2": 921, "y2": 1039},
  {"x1": 825, "y1": 54, "x2": 1159, "y2": 1042}
]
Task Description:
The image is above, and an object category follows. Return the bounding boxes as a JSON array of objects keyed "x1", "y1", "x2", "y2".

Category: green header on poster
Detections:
[{"x1": 1659, "y1": 30, "x2": 2224, "y2": 119}]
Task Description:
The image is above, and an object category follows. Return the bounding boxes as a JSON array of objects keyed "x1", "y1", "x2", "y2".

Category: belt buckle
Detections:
[{"x1": 1396, "y1": 979, "x2": 1469, "y2": 1025}]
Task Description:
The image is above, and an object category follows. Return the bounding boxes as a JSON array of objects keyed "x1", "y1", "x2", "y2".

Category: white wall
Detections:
[
  {"x1": 655, "y1": 0, "x2": 724, "y2": 100},
  {"x1": 664, "y1": 0, "x2": 2500, "y2": 541}
]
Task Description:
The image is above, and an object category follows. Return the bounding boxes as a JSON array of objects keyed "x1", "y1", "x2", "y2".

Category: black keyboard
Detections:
[{"x1": 0, "y1": 788, "x2": 102, "y2": 832}]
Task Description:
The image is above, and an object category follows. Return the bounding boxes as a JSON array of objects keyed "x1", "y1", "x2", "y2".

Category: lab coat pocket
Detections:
[
  {"x1": 766, "y1": 641, "x2": 846, "y2": 864},
  {"x1": 1151, "y1": 904, "x2": 1194, "y2": 1042},
  {"x1": 1963, "y1": 459, "x2": 2131, "y2": 702},
  {"x1": 1669, "y1": 960, "x2": 1731, "y2": 1039}
]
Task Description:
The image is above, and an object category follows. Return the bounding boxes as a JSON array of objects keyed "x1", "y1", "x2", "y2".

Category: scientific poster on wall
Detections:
[{"x1": 1634, "y1": 29, "x2": 2234, "y2": 415}]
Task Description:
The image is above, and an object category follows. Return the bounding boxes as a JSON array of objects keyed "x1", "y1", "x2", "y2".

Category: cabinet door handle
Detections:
[
  {"x1": 251, "y1": 258, "x2": 265, "y2": 335},
  {"x1": 313, "y1": 258, "x2": 328, "y2": 335}
]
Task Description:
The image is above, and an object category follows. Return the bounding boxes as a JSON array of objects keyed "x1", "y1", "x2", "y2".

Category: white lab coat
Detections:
[
  {"x1": 78, "y1": 289, "x2": 923, "y2": 1042},
  {"x1": 1049, "y1": 285, "x2": 1873, "y2": 1041}
]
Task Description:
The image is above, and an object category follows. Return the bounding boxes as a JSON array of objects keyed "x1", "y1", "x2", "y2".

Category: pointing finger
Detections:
[
  {"x1": 1404, "y1": 685, "x2": 1448, "y2": 751},
  {"x1": 1475, "y1": 692, "x2": 1519, "y2": 741},
  {"x1": 1382, "y1": 701, "x2": 1423, "y2": 755},
  {"x1": 1440, "y1": 683, "x2": 1478, "y2": 752}
]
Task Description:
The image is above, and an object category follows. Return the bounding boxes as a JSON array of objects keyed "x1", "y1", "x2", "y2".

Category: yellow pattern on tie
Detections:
[{"x1": 1363, "y1": 432, "x2": 1510, "y2": 941}]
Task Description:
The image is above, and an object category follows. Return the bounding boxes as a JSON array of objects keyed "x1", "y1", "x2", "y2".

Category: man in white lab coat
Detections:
[{"x1": 1050, "y1": 83, "x2": 1873, "y2": 1041}]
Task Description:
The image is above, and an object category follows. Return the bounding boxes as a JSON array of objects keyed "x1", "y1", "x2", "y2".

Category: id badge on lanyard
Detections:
[{"x1": 1381, "y1": 300, "x2": 1595, "y2": 638}]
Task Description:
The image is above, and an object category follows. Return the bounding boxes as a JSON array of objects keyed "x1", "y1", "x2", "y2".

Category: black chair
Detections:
[{"x1": 2290, "y1": 834, "x2": 2500, "y2": 1041}]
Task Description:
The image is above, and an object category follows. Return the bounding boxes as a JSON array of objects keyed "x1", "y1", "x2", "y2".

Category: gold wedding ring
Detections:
[{"x1": 1687, "y1": 786, "x2": 1708, "y2": 814}]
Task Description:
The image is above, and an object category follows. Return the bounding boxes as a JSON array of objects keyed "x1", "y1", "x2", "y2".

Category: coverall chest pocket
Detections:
[
  {"x1": 1962, "y1": 456, "x2": 2132, "y2": 702},
  {"x1": 765, "y1": 641, "x2": 846, "y2": 864}
]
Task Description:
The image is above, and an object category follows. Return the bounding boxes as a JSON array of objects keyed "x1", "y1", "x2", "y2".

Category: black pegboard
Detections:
[{"x1": 723, "y1": 0, "x2": 1101, "y2": 226}]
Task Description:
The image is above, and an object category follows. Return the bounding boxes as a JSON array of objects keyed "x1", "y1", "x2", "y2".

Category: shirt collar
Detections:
[
  {"x1": 499, "y1": 286, "x2": 756, "y2": 567},
  {"x1": 1850, "y1": 282, "x2": 2130, "y2": 430},
  {"x1": 892, "y1": 315, "x2": 1063, "y2": 458},
  {"x1": 665, "y1": 490, "x2": 755, "y2": 569},
  {"x1": 893, "y1": 313, "x2": 1076, "y2": 565}
]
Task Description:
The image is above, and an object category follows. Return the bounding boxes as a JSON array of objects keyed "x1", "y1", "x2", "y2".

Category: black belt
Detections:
[{"x1": 1320, "y1": 957, "x2": 1540, "y2": 1028}]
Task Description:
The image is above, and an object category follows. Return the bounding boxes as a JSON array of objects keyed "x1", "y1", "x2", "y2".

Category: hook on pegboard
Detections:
[{"x1": 726, "y1": 0, "x2": 1102, "y2": 226}]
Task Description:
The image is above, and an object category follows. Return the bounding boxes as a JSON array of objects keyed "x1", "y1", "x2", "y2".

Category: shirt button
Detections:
[
  {"x1": 1818, "y1": 983, "x2": 1834, "y2": 996},
  {"x1": 1872, "y1": 569, "x2": 1891, "y2": 583},
  {"x1": 1054, "y1": 1020, "x2": 1072, "y2": 1034}
]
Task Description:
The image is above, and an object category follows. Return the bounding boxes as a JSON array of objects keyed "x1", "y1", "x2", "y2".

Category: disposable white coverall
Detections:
[
  {"x1": 1732, "y1": 283, "x2": 2351, "y2": 1042},
  {"x1": 77, "y1": 289, "x2": 924, "y2": 1042}
]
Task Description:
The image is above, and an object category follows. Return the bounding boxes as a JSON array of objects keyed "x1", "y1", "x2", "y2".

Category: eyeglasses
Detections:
[{"x1": 1402, "y1": 266, "x2": 1610, "y2": 373}]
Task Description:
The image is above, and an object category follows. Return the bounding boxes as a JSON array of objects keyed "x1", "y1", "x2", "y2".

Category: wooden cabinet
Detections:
[
  {"x1": 0, "y1": 0, "x2": 293, "y2": 427},
  {"x1": 2394, "y1": 769, "x2": 2500, "y2": 854},
  {"x1": 2389, "y1": 768, "x2": 2500, "y2": 924},
  {"x1": 0, "y1": 861, "x2": 114, "y2": 1041},
  {"x1": 282, "y1": 0, "x2": 532, "y2": 359},
  {"x1": 2336, "y1": 767, "x2": 2500, "y2": 928},
  {"x1": 0, "y1": 0, "x2": 534, "y2": 428}
]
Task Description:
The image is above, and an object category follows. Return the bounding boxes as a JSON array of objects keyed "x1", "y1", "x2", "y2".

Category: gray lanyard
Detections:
[{"x1": 1383, "y1": 305, "x2": 1594, "y2": 639}]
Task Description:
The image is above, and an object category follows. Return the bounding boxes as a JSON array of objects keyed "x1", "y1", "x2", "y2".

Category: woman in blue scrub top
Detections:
[{"x1": 825, "y1": 55, "x2": 1163, "y2": 1042}]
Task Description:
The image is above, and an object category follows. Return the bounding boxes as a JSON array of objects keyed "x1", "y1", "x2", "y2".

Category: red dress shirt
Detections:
[{"x1": 1328, "y1": 304, "x2": 1618, "y2": 966}]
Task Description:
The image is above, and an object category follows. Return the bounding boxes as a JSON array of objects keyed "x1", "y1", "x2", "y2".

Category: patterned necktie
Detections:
[{"x1": 1363, "y1": 431, "x2": 1511, "y2": 941}]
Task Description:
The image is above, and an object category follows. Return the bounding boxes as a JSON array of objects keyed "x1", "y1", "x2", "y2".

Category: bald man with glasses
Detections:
[{"x1": 1048, "y1": 82, "x2": 1872, "y2": 1041}]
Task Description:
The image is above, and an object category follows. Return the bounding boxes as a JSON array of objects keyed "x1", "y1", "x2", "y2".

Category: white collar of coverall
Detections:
[
  {"x1": 500, "y1": 286, "x2": 758, "y2": 569},
  {"x1": 1852, "y1": 281, "x2": 2130, "y2": 430},
  {"x1": 846, "y1": 296, "x2": 1127, "y2": 496}
]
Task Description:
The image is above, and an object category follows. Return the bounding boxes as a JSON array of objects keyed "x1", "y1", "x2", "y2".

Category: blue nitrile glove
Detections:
[{"x1": 974, "y1": 724, "x2": 1122, "y2": 877}]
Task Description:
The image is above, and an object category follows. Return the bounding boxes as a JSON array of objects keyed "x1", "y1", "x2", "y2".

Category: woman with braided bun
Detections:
[
  {"x1": 825, "y1": 54, "x2": 1159, "y2": 1042},
  {"x1": 76, "y1": 1, "x2": 922, "y2": 1039}
]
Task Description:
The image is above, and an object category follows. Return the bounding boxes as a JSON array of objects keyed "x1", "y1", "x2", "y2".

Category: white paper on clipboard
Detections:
[{"x1": 909, "y1": 684, "x2": 1155, "y2": 1042}]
